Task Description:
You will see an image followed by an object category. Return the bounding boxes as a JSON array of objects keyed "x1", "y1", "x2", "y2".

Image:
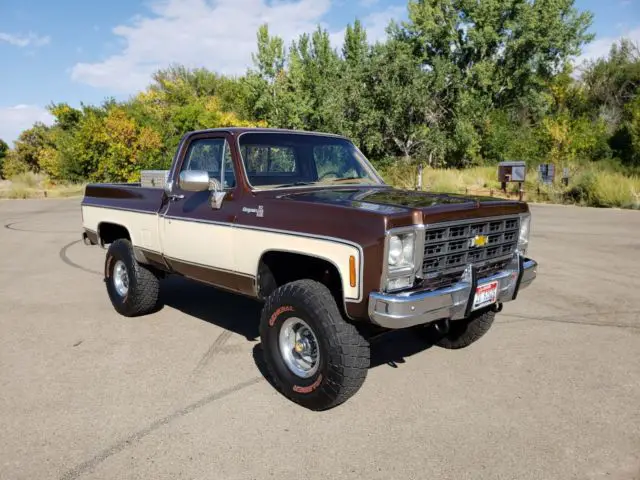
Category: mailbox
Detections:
[
  {"x1": 538, "y1": 163, "x2": 555, "y2": 185},
  {"x1": 498, "y1": 161, "x2": 526, "y2": 183}
]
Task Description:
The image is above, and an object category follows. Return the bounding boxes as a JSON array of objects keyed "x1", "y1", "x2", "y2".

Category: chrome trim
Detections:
[
  {"x1": 518, "y1": 259, "x2": 537, "y2": 291},
  {"x1": 368, "y1": 255, "x2": 538, "y2": 329},
  {"x1": 380, "y1": 224, "x2": 425, "y2": 292},
  {"x1": 179, "y1": 170, "x2": 210, "y2": 192}
]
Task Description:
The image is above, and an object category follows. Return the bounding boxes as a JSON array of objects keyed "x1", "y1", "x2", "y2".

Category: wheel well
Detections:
[
  {"x1": 98, "y1": 223, "x2": 131, "y2": 245},
  {"x1": 258, "y1": 251, "x2": 344, "y2": 310}
]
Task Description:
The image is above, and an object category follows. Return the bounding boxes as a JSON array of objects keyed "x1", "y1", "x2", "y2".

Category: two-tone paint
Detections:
[{"x1": 81, "y1": 127, "x2": 529, "y2": 321}]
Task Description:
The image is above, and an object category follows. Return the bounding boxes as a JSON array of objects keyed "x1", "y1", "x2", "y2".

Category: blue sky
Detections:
[{"x1": 1, "y1": 0, "x2": 639, "y2": 145}]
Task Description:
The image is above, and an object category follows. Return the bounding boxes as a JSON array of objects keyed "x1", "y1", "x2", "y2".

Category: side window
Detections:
[{"x1": 182, "y1": 138, "x2": 236, "y2": 189}]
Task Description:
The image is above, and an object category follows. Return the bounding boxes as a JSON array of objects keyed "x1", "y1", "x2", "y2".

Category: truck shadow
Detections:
[
  {"x1": 160, "y1": 275, "x2": 262, "y2": 341},
  {"x1": 160, "y1": 275, "x2": 434, "y2": 371}
]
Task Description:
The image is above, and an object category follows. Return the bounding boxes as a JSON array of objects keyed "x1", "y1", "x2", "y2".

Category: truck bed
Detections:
[{"x1": 82, "y1": 183, "x2": 166, "y2": 214}]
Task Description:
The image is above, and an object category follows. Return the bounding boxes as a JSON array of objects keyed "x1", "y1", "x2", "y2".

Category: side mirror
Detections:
[{"x1": 179, "y1": 170, "x2": 210, "y2": 192}]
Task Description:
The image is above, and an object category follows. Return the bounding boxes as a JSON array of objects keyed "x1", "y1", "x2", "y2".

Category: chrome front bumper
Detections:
[{"x1": 368, "y1": 256, "x2": 538, "y2": 329}]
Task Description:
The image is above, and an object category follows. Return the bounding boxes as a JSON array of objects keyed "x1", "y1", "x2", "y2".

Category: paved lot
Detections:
[{"x1": 1, "y1": 198, "x2": 639, "y2": 480}]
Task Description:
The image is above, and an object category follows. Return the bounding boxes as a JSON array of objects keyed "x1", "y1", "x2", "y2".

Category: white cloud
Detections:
[
  {"x1": 0, "y1": 105, "x2": 55, "y2": 146},
  {"x1": 0, "y1": 32, "x2": 50, "y2": 48},
  {"x1": 573, "y1": 25, "x2": 640, "y2": 68},
  {"x1": 330, "y1": 5, "x2": 405, "y2": 51},
  {"x1": 71, "y1": 0, "x2": 407, "y2": 94},
  {"x1": 71, "y1": 0, "x2": 333, "y2": 93},
  {"x1": 362, "y1": 5, "x2": 405, "y2": 43},
  {"x1": 359, "y1": 0, "x2": 379, "y2": 7}
]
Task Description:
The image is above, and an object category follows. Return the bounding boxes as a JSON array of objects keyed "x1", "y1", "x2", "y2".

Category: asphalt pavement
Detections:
[{"x1": 1, "y1": 198, "x2": 639, "y2": 480}]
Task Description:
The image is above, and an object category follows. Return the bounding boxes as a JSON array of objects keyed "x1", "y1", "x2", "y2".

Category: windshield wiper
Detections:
[
  {"x1": 324, "y1": 176, "x2": 373, "y2": 184},
  {"x1": 272, "y1": 181, "x2": 319, "y2": 188}
]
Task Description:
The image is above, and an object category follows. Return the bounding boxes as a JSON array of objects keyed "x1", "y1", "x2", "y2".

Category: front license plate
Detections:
[{"x1": 472, "y1": 281, "x2": 499, "y2": 311}]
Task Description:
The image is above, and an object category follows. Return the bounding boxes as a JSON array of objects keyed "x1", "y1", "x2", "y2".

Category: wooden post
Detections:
[{"x1": 416, "y1": 163, "x2": 423, "y2": 191}]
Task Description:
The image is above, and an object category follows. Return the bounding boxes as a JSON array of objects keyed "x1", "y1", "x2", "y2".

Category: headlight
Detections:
[
  {"x1": 518, "y1": 213, "x2": 531, "y2": 255},
  {"x1": 388, "y1": 232, "x2": 415, "y2": 268},
  {"x1": 383, "y1": 227, "x2": 424, "y2": 292}
]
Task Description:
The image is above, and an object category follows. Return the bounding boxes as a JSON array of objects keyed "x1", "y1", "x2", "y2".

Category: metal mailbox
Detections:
[
  {"x1": 498, "y1": 161, "x2": 526, "y2": 183},
  {"x1": 538, "y1": 163, "x2": 556, "y2": 185}
]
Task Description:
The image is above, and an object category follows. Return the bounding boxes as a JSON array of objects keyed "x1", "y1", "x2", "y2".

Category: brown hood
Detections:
[{"x1": 273, "y1": 186, "x2": 528, "y2": 227}]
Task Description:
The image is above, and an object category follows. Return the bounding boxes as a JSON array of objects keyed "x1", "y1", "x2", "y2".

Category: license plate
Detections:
[{"x1": 472, "y1": 281, "x2": 498, "y2": 311}]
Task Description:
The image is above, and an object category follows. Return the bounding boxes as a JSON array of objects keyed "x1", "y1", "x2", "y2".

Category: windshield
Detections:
[{"x1": 237, "y1": 132, "x2": 384, "y2": 189}]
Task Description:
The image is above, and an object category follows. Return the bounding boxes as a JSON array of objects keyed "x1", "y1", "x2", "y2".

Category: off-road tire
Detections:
[
  {"x1": 422, "y1": 309, "x2": 496, "y2": 349},
  {"x1": 104, "y1": 238, "x2": 160, "y2": 317},
  {"x1": 259, "y1": 279, "x2": 370, "y2": 411}
]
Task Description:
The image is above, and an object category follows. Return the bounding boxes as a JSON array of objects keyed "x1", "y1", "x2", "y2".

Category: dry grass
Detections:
[
  {"x1": 381, "y1": 163, "x2": 640, "y2": 209},
  {"x1": 0, "y1": 172, "x2": 85, "y2": 200}
]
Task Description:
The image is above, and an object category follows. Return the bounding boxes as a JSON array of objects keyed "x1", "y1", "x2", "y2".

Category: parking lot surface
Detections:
[{"x1": 1, "y1": 198, "x2": 639, "y2": 480}]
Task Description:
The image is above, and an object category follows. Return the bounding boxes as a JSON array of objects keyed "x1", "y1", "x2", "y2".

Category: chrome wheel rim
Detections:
[
  {"x1": 278, "y1": 317, "x2": 320, "y2": 378},
  {"x1": 113, "y1": 260, "x2": 129, "y2": 297}
]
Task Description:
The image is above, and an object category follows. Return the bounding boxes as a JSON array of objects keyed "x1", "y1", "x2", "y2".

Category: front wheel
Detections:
[{"x1": 259, "y1": 279, "x2": 370, "y2": 411}]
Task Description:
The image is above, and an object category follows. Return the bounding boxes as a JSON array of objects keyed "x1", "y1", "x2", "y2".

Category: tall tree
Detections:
[{"x1": 247, "y1": 24, "x2": 287, "y2": 125}]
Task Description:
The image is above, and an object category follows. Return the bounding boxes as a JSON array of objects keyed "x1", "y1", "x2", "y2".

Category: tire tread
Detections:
[{"x1": 260, "y1": 279, "x2": 369, "y2": 410}]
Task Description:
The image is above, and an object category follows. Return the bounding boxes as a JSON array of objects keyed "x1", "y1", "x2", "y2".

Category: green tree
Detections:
[
  {"x1": 368, "y1": 39, "x2": 449, "y2": 164},
  {"x1": 339, "y1": 20, "x2": 383, "y2": 155},
  {"x1": 0, "y1": 139, "x2": 8, "y2": 178},
  {"x1": 8, "y1": 123, "x2": 54, "y2": 174},
  {"x1": 388, "y1": 0, "x2": 594, "y2": 164},
  {"x1": 246, "y1": 24, "x2": 287, "y2": 126}
]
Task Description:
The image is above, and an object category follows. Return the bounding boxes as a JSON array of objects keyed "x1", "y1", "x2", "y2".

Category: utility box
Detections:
[
  {"x1": 140, "y1": 170, "x2": 169, "y2": 188},
  {"x1": 538, "y1": 163, "x2": 556, "y2": 185},
  {"x1": 498, "y1": 161, "x2": 526, "y2": 183}
]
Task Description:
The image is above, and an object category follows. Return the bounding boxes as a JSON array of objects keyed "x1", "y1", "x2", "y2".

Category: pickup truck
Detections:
[{"x1": 81, "y1": 127, "x2": 538, "y2": 410}]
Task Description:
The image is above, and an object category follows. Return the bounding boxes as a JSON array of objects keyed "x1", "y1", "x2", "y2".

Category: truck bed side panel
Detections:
[{"x1": 81, "y1": 184, "x2": 165, "y2": 252}]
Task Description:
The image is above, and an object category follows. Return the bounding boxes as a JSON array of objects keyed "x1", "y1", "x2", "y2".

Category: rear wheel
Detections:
[
  {"x1": 104, "y1": 238, "x2": 160, "y2": 317},
  {"x1": 259, "y1": 279, "x2": 370, "y2": 411}
]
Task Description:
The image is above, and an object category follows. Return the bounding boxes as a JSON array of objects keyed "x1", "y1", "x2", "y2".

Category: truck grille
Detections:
[{"x1": 421, "y1": 216, "x2": 520, "y2": 290}]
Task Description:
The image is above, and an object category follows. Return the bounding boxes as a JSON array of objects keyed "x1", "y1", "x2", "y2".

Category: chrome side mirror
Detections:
[{"x1": 179, "y1": 170, "x2": 210, "y2": 192}]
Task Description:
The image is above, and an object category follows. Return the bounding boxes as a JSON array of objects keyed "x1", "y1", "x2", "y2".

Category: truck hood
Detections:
[{"x1": 277, "y1": 186, "x2": 524, "y2": 215}]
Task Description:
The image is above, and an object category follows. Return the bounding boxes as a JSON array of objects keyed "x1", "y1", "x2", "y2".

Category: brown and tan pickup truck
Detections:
[{"x1": 81, "y1": 127, "x2": 537, "y2": 410}]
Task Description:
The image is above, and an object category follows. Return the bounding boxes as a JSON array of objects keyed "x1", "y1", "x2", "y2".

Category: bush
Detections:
[
  {"x1": 1, "y1": 152, "x2": 29, "y2": 178},
  {"x1": 10, "y1": 171, "x2": 43, "y2": 188},
  {"x1": 566, "y1": 170, "x2": 598, "y2": 204}
]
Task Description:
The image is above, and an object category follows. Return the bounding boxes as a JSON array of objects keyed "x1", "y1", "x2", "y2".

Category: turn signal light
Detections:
[{"x1": 349, "y1": 256, "x2": 356, "y2": 288}]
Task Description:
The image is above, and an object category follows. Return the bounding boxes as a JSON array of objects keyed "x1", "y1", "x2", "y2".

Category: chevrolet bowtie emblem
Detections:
[{"x1": 470, "y1": 234, "x2": 488, "y2": 248}]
